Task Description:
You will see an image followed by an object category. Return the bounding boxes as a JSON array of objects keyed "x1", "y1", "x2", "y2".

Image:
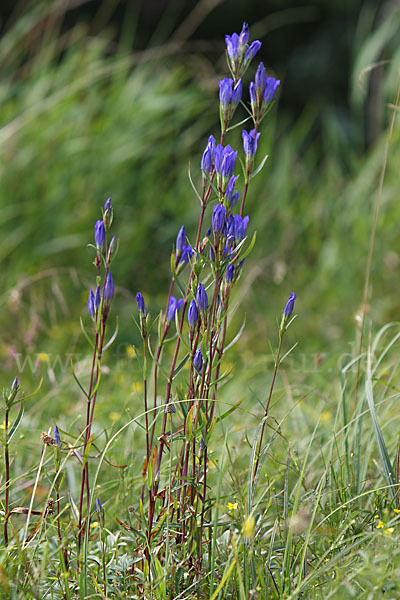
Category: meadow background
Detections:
[{"x1": 1, "y1": 0, "x2": 400, "y2": 597}]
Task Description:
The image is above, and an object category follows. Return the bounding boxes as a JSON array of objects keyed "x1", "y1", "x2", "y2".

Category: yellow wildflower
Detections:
[
  {"x1": 384, "y1": 527, "x2": 394, "y2": 535},
  {"x1": 376, "y1": 521, "x2": 385, "y2": 529},
  {"x1": 227, "y1": 502, "x2": 238, "y2": 511}
]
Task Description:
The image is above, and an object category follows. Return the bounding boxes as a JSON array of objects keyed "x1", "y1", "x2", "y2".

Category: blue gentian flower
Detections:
[
  {"x1": 226, "y1": 264, "x2": 235, "y2": 283},
  {"x1": 225, "y1": 23, "x2": 261, "y2": 78},
  {"x1": 242, "y1": 129, "x2": 261, "y2": 158},
  {"x1": 177, "y1": 299, "x2": 185, "y2": 313},
  {"x1": 167, "y1": 296, "x2": 177, "y2": 323},
  {"x1": 214, "y1": 144, "x2": 238, "y2": 190},
  {"x1": 188, "y1": 300, "x2": 198, "y2": 329},
  {"x1": 233, "y1": 214, "x2": 249, "y2": 243},
  {"x1": 212, "y1": 204, "x2": 226, "y2": 237},
  {"x1": 95, "y1": 220, "x2": 105, "y2": 249},
  {"x1": 104, "y1": 198, "x2": 112, "y2": 212},
  {"x1": 201, "y1": 135, "x2": 216, "y2": 174},
  {"x1": 225, "y1": 175, "x2": 240, "y2": 209},
  {"x1": 95, "y1": 286, "x2": 101, "y2": 309},
  {"x1": 250, "y1": 63, "x2": 280, "y2": 121},
  {"x1": 283, "y1": 293, "x2": 296, "y2": 319},
  {"x1": 181, "y1": 245, "x2": 194, "y2": 266},
  {"x1": 239, "y1": 22, "x2": 249, "y2": 46},
  {"x1": 54, "y1": 425, "x2": 61, "y2": 448},
  {"x1": 176, "y1": 225, "x2": 186, "y2": 260},
  {"x1": 88, "y1": 289, "x2": 95, "y2": 318},
  {"x1": 244, "y1": 40, "x2": 261, "y2": 61},
  {"x1": 104, "y1": 272, "x2": 114, "y2": 303},
  {"x1": 196, "y1": 282, "x2": 208, "y2": 311},
  {"x1": 136, "y1": 292, "x2": 146, "y2": 315},
  {"x1": 193, "y1": 348, "x2": 203, "y2": 374}
]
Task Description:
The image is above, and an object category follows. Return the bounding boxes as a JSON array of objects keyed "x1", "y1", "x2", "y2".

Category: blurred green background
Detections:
[{"x1": 0, "y1": 0, "x2": 399, "y2": 422}]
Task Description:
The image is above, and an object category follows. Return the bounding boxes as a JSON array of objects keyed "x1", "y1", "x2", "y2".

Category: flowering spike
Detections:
[
  {"x1": 250, "y1": 63, "x2": 280, "y2": 122},
  {"x1": 225, "y1": 23, "x2": 261, "y2": 79}
]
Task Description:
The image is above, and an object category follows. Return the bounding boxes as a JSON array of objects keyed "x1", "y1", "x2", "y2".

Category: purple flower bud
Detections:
[
  {"x1": 255, "y1": 63, "x2": 268, "y2": 93},
  {"x1": 196, "y1": 282, "x2": 208, "y2": 311},
  {"x1": 176, "y1": 225, "x2": 186, "y2": 259},
  {"x1": 283, "y1": 293, "x2": 296, "y2": 319},
  {"x1": 233, "y1": 214, "x2": 249, "y2": 243},
  {"x1": 239, "y1": 22, "x2": 249, "y2": 47},
  {"x1": 136, "y1": 292, "x2": 146, "y2": 314},
  {"x1": 242, "y1": 129, "x2": 261, "y2": 159},
  {"x1": 201, "y1": 135, "x2": 216, "y2": 174},
  {"x1": 104, "y1": 272, "x2": 114, "y2": 303},
  {"x1": 244, "y1": 40, "x2": 261, "y2": 61},
  {"x1": 201, "y1": 145, "x2": 213, "y2": 174},
  {"x1": 225, "y1": 176, "x2": 240, "y2": 209},
  {"x1": 96, "y1": 497, "x2": 104, "y2": 516},
  {"x1": 54, "y1": 425, "x2": 61, "y2": 448},
  {"x1": 249, "y1": 82, "x2": 257, "y2": 109},
  {"x1": 219, "y1": 78, "x2": 233, "y2": 107},
  {"x1": 104, "y1": 198, "x2": 112, "y2": 212},
  {"x1": 167, "y1": 296, "x2": 177, "y2": 323},
  {"x1": 177, "y1": 299, "x2": 184, "y2": 313},
  {"x1": 95, "y1": 286, "x2": 101, "y2": 309},
  {"x1": 188, "y1": 300, "x2": 198, "y2": 329},
  {"x1": 226, "y1": 264, "x2": 235, "y2": 283},
  {"x1": 95, "y1": 220, "x2": 105, "y2": 249},
  {"x1": 88, "y1": 289, "x2": 95, "y2": 318},
  {"x1": 193, "y1": 348, "x2": 203, "y2": 374},
  {"x1": 108, "y1": 235, "x2": 117, "y2": 256},
  {"x1": 212, "y1": 204, "x2": 226, "y2": 237}
]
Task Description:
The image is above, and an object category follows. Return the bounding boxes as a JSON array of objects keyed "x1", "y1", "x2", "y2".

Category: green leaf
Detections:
[
  {"x1": 365, "y1": 365, "x2": 396, "y2": 499},
  {"x1": 8, "y1": 401, "x2": 24, "y2": 443},
  {"x1": 80, "y1": 317, "x2": 94, "y2": 349}
]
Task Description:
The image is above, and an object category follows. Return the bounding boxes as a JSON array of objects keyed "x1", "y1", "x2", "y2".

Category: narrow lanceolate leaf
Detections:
[
  {"x1": 250, "y1": 153, "x2": 269, "y2": 179},
  {"x1": 82, "y1": 434, "x2": 94, "y2": 468},
  {"x1": 8, "y1": 402, "x2": 24, "y2": 443},
  {"x1": 365, "y1": 372, "x2": 396, "y2": 499}
]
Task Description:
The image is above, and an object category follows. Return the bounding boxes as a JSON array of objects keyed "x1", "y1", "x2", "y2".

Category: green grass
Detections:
[{"x1": 1, "y1": 1, "x2": 400, "y2": 598}]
